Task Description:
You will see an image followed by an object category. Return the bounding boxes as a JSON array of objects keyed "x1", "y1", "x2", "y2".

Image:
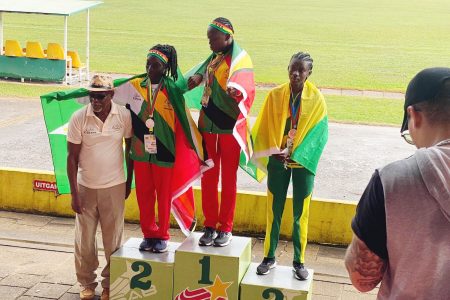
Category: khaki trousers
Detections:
[{"x1": 75, "y1": 183, "x2": 125, "y2": 289}]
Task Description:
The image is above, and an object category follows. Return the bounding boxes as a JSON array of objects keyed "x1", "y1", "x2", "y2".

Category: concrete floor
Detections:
[{"x1": 0, "y1": 211, "x2": 379, "y2": 299}]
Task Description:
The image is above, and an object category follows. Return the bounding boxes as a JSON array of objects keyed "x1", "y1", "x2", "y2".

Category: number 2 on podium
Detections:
[
  {"x1": 198, "y1": 256, "x2": 213, "y2": 284},
  {"x1": 130, "y1": 261, "x2": 152, "y2": 290},
  {"x1": 262, "y1": 288, "x2": 284, "y2": 300}
]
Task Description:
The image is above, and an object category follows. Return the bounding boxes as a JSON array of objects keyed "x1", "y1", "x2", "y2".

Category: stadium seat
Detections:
[
  {"x1": 5, "y1": 40, "x2": 25, "y2": 57},
  {"x1": 26, "y1": 41, "x2": 46, "y2": 58},
  {"x1": 67, "y1": 50, "x2": 84, "y2": 68},
  {"x1": 67, "y1": 50, "x2": 87, "y2": 83},
  {"x1": 46, "y1": 43, "x2": 65, "y2": 60}
]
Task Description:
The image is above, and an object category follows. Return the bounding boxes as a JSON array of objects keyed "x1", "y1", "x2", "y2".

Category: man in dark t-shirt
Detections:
[{"x1": 344, "y1": 68, "x2": 450, "y2": 299}]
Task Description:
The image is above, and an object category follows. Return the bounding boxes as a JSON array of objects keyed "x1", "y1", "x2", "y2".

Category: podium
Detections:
[
  {"x1": 240, "y1": 263, "x2": 314, "y2": 300},
  {"x1": 173, "y1": 232, "x2": 251, "y2": 300},
  {"x1": 110, "y1": 238, "x2": 180, "y2": 300}
]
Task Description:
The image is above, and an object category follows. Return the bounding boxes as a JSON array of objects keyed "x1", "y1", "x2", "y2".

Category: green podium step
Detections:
[
  {"x1": 110, "y1": 238, "x2": 180, "y2": 300},
  {"x1": 173, "y1": 232, "x2": 251, "y2": 300},
  {"x1": 240, "y1": 263, "x2": 314, "y2": 300}
]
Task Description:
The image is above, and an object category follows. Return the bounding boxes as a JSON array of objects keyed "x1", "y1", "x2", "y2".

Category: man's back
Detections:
[{"x1": 378, "y1": 140, "x2": 450, "y2": 299}]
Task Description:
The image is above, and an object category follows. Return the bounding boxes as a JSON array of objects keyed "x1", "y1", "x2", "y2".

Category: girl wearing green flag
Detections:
[
  {"x1": 251, "y1": 52, "x2": 328, "y2": 280},
  {"x1": 125, "y1": 45, "x2": 210, "y2": 253},
  {"x1": 187, "y1": 17, "x2": 255, "y2": 247}
]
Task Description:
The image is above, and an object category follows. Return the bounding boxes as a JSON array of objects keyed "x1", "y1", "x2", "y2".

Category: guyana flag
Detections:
[
  {"x1": 183, "y1": 41, "x2": 261, "y2": 181},
  {"x1": 41, "y1": 74, "x2": 211, "y2": 235},
  {"x1": 245, "y1": 81, "x2": 328, "y2": 178}
]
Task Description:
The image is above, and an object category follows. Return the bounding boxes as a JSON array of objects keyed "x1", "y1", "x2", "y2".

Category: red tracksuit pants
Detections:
[
  {"x1": 201, "y1": 133, "x2": 241, "y2": 232},
  {"x1": 134, "y1": 160, "x2": 173, "y2": 240}
]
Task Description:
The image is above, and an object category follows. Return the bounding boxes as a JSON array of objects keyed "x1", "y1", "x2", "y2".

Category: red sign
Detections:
[{"x1": 33, "y1": 180, "x2": 58, "y2": 194}]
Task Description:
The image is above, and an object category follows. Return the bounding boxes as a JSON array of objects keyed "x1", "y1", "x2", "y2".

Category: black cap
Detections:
[{"x1": 401, "y1": 67, "x2": 450, "y2": 132}]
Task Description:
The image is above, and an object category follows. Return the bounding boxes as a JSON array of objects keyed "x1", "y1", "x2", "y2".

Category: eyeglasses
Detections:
[
  {"x1": 401, "y1": 130, "x2": 415, "y2": 145},
  {"x1": 89, "y1": 93, "x2": 108, "y2": 101},
  {"x1": 400, "y1": 105, "x2": 422, "y2": 145}
]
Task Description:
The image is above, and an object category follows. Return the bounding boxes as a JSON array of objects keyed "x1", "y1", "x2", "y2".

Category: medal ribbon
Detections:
[
  {"x1": 289, "y1": 88, "x2": 302, "y2": 130},
  {"x1": 146, "y1": 80, "x2": 163, "y2": 118},
  {"x1": 205, "y1": 53, "x2": 225, "y2": 90}
]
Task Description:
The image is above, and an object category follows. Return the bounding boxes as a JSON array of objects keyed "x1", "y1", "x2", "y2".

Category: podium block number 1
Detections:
[
  {"x1": 130, "y1": 261, "x2": 152, "y2": 290},
  {"x1": 198, "y1": 256, "x2": 213, "y2": 284}
]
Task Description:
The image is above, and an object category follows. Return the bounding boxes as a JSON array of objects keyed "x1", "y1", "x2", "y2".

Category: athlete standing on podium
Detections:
[
  {"x1": 188, "y1": 17, "x2": 255, "y2": 247},
  {"x1": 251, "y1": 52, "x2": 328, "y2": 280},
  {"x1": 126, "y1": 45, "x2": 209, "y2": 254}
]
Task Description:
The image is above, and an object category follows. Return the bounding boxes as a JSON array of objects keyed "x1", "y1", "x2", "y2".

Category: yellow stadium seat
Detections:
[
  {"x1": 66, "y1": 50, "x2": 87, "y2": 84},
  {"x1": 5, "y1": 40, "x2": 25, "y2": 57},
  {"x1": 26, "y1": 41, "x2": 46, "y2": 58},
  {"x1": 67, "y1": 50, "x2": 85, "y2": 68},
  {"x1": 46, "y1": 43, "x2": 65, "y2": 60}
]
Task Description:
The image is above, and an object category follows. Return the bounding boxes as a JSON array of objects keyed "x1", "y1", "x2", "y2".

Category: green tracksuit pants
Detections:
[{"x1": 263, "y1": 156, "x2": 315, "y2": 263}]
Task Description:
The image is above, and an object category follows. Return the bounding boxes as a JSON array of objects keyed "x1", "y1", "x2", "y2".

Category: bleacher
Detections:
[{"x1": 0, "y1": 40, "x2": 87, "y2": 84}]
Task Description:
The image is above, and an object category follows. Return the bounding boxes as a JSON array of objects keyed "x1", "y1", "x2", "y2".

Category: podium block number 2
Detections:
[
  {"x1": 130, "y1": 261, "x2": 152, "y2": 290},
  {"x1": 198, "y1": 256, "x2": 213, "y2": 284},
  {"x1": 263, "y1": 288, "x2": 284, "y2": 300}
]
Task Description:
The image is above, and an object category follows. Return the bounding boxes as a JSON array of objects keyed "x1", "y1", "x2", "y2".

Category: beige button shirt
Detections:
[{"x1": 67, "y1": 102, "x2": 132, "y2": 189}]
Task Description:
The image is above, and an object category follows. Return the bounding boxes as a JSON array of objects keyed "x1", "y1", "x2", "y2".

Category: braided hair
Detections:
[
  {"x1": 148, "y1": 44, "x2": 178, "y2": 81},
  {"x1": 213, "y1": 17, "x2": 234, "y2": 34},
  {"x1": 290, "y1": 52, "x2": 313, "y2": 72}
]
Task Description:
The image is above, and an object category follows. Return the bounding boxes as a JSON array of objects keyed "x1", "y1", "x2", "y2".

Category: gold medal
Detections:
[
  {"x1": 204, "y1": 86, "x2": 212, "y2": 96},
  {"x1": 288, "y1": 129, "x2": 297, "y2": 139},
  {"x1": 201, "y1": 86, "x2": 211, "y2": 107}
]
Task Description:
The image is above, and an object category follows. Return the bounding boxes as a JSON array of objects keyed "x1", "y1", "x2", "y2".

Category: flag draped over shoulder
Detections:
[
  {"x1": 245, "y1": 81, "x2": 328, "y2": 179},
  {"x1": 184, "y1": 41, "x2": 256, "y2": 164},
  {"x1": 40, "y1": 74, "x2": 210, "y2": 236}
]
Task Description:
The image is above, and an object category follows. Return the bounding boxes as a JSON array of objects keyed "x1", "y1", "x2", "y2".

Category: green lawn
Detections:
[
  {"x1": 0, "y1": 82, "x2": 71, "y2": 98},
  {"x1": 251, "y1": 90, "x2": 403, "y2": 126},
  {"x1": 2, "y1": 0, "x2": 450, "y2": 91},
  {"x1": 325, "y1": 95, "x2": 403, "y2": 126},
  {"x1": 0, "y1": 81, "x2": 402, "y2": 126}
]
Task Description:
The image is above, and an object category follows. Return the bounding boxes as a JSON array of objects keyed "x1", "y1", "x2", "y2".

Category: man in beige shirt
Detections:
[{"x1": 67, "y1": 75, "x2": 133, "y2": 300}]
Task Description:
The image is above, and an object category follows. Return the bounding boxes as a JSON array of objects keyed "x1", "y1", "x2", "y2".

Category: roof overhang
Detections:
[{"x1": 0, "y1": 0, "x2": 102, "y2": 16}]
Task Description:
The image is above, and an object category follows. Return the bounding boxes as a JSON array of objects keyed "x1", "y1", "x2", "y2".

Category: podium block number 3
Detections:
[
  {"x1": 198, "y1": 256, "x2": 213, "y2": 284},
  {"x1": 130, "y1": 261, "x2": 152, "y2": 290},
  {"x1": 263, "y1": 288, "x2": 284, "y2": 300}
]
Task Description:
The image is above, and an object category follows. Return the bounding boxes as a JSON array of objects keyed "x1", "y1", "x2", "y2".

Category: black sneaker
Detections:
[
  {"x1": 153, "y1": 239, "x2": 168, "y2": 253},
  {"x1": 199, "y1": 227, "x2": 217, "y2": 246},
  {"x1": 256, "y1": 257, "x2": 277, "y2": 275},
  {"x1": 139, "y1": 238, "x2": 155, "y2": 251},
  {"x1": 213, "y1": 231, "x2": 232, "y2": 247},
  {"x1": 293, "y1": 261, "x2": 309, "y2": 280}
]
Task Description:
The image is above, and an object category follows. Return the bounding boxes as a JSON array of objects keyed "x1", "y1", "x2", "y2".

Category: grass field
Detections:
[
  {"x1": 2, "y1": 0, "x2": 450, "y2": 91},
  {"x1": 0, "y1": 80, "x2": 402, "y2": 126}
]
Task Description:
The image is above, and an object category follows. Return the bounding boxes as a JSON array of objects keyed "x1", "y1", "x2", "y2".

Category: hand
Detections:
[
  {"x1": 279, "y1": 148, "x2": 290, "y2": 158},
  {"x1": 188, "y1": 74, "x2": 203, "y2": 90},
  {"x1": 125, "y1": 181, "x2": 132, "y2": 199},
  {"x1": 71, "y1": 194, "x2": 82, "y2": 214},
  {"x1": 227, "y1": 87, "x2": 242, "y2": 99}
]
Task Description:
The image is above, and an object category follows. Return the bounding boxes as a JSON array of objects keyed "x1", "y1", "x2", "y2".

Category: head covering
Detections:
[
  {"x1": 86, "y1": 74, "x2": 114, "y2": 92},
  {"x1": 209, "y1": 20, "x2": 234, "y2": 35},
  {"x1": 401, "y1": 67, "x2": 450, "y2": 132},
  {"x1": 147, "y1": 49, "x2": 169, "y2": 64}
]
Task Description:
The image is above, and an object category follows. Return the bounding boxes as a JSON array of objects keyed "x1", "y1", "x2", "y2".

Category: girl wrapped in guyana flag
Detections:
[
  {"x1": 251, "y1": 52, "x2": 328, "y2": 280},
  {"x1": 187, "y1": 17, "x2": 255, "y2": 247},
  {"x1": 119, "y1": 45, "x2": 212, "y2": 253}
]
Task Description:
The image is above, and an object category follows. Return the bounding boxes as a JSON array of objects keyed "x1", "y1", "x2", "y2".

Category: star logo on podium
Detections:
[
  {"x1": 205, "y1": 275, "x2": 232, "y2": 300},
  {"x1": 175, "y1": 275, "x2": 233, "y2": 300}
]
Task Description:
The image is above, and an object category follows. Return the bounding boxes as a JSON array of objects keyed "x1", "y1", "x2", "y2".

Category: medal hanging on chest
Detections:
[
  {"x1": 144, "y1": 80, "x2": 162, "y2": 154},
  {"x1": 201, "y1": 54, "x2": 224, "y2": 107}
]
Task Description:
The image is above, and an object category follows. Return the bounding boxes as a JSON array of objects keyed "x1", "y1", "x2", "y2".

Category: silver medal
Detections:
[{"x1": 145, "y1": 118, "x2": 154, "y2": 129}]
